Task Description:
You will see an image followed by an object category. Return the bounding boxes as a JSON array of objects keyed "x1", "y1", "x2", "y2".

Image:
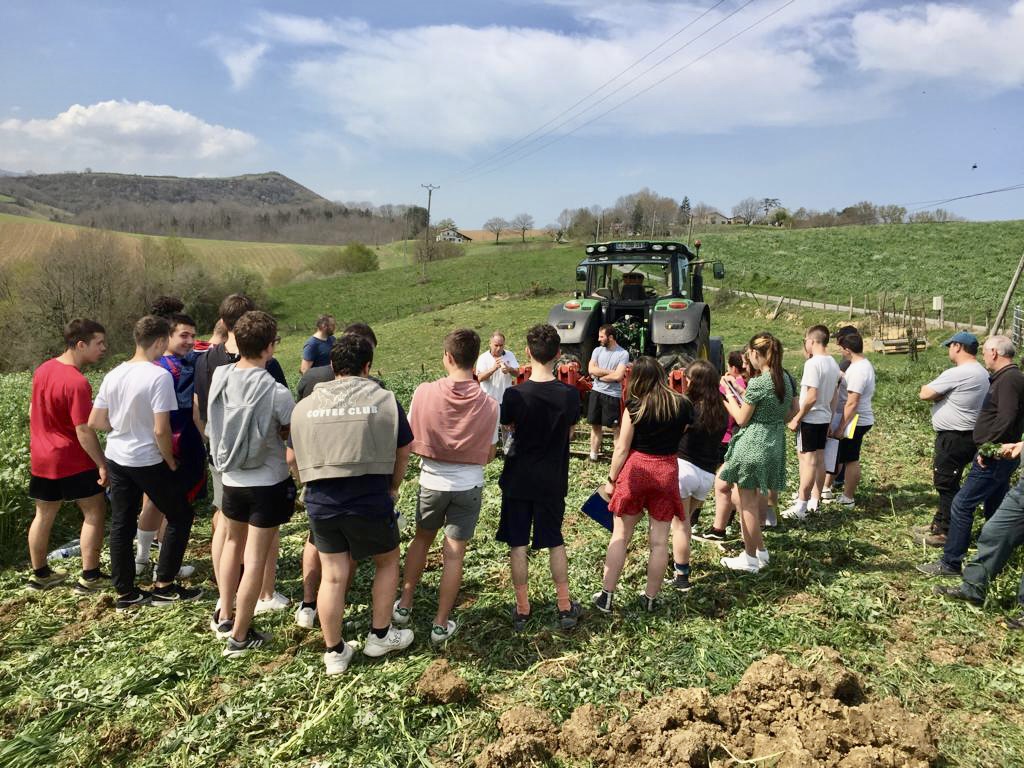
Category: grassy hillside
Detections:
[
  {"x1": 696, "y1": 221, "x2": 1024, "y2": 318},
  {"x1": 0, "y1": 296, "x2": 1022, "y2": 766},
  {"x1": 0, "y1": 171, "x2": 325, "y2": 214}
]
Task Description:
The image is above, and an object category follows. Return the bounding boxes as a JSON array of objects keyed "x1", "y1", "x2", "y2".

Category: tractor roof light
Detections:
[
  {"x1": 586, "y1": 246, "x2": 595, "y2": 253},
  {"x1": 668, "y1": 300, "x2": 688, "y2": 309},
  {"x1": 651, "y1": 244, "x2": 663, "y2": 251},
  {"x1": 597, "y1": 245, "x2": 608, "y2": 252},
  {"x1": 666, "y1": 245, "x2": 677, "y2": 251},
  {"x1": 564, "y1": 301, "x2": 581, "y2": 310}
]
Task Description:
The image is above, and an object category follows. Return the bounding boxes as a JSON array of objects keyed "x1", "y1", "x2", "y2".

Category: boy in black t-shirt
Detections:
[{"x1": 497, "y1": 324, "x2": 583, "y2": 631}]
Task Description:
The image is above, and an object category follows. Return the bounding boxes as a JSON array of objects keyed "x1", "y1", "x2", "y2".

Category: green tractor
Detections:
[{"x1": 548, "y1": 240, "x2": 726, "y2": 372}]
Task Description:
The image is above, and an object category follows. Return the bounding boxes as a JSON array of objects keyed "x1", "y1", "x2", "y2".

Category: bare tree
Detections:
[
  {"x1": 691, "y1": 201, "x2": 714, "y2": 225},
  {"x1": 510, "y1": 213, "x2": 535, "y2": 242},
  {"x1": 877, "y1": 204, "x2": 906, "y2": 224},
  {"x1": 760, "y1": 198, "x2": 781, "y2": 219},
  {"x1": 556, "y1": 209, "x2": 574, "y2": 241},
  {"x1": 731, "y1": 197, "x2": 760, "y2": 223},
  {"x1": 483, "y1": 217, "x2": 509, "y2": 242}
]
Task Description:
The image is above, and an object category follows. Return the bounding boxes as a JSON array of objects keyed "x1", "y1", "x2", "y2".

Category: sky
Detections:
[{"x1": 1, "y1": 0, "x2": 1022, "y2": 226}]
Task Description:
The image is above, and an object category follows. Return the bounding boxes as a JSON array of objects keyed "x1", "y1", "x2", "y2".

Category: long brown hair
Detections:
[
  {"x1": 628, "y1": 356, "x2": 681, "y2": 425},
  {"x1": 685, "y1": 359, "x2": 728, "y2": 433},
  {"x1": 748, "y1": 332, "x2": 787, "y2": 402}
]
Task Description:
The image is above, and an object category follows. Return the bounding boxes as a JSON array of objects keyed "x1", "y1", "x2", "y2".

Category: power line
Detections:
[
  {"x1": 456, "y1": 0, "x2": 798, "y2": 184},
  {"x1": 447, "y1": 0, "x2": 732, "y2": 181},
  {"x1": 904, "y1": 182, "x2": 1024, "y2": 212}
]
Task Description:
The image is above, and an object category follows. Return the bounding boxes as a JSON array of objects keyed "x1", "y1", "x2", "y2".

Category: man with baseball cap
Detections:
[{"x1": 915, "y1": 332, "x2": 990, "y2": 546}]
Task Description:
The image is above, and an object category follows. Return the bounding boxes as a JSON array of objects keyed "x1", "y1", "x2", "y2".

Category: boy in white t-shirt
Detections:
[
  {"x1": 89, "y1": 316, "x2": 201, "y2": 611},
  {"x1": 832, "y1": 332, "x2": 875, "y2": 507},
  {"x1": 782, "y1": 325, "x2": 840, "y2": 520}
]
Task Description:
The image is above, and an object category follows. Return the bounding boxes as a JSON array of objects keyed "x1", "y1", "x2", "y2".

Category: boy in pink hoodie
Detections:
[{"x1": 395, "y1": 329, "x2": 499, "y2": 643}]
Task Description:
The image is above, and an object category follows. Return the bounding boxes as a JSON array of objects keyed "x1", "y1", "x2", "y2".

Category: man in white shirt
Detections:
[
  {"x1": 475, "y1": 331, "x2": 519, "y2": 450},
  {"x1": 89, "y1": 316, "x2": 201, "y2": 611},
  {"x1": 587, "y1": 325, "x2": 629, "y2": 461},
  {"x1": 832, "y1": 331, "x2": 875, "y2": 507},
  {"x1": 783, "y1": 325, "x2": 840, "y2": 520}
]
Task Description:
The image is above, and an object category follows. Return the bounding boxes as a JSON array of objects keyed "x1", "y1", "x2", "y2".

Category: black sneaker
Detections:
[
  {"x1": 933, "y1": 584, "x2": 982, "y2": 606},
  {"x1": 511, "y1": 605, "x2": 532, "y2": 633},
  {"x1": 116, "y1": 589, "x2": 152, "y2": 612},
  {"x1": 639, "y1": 594, "x2": 658, "y2": 612},
  {"x1": 209, "y1": 608, "x2": 234, "y2": 639},
  {"x1": 151, "y1": 583, "x2": 203, "y2": 607},
  {"x1": 1004, "y1": 609, "x2": 1024, "y2": 631},
  {"x1": 72, "y1": 572, "x2": 111, "y2": 594},
  {"x1": 591, "y1": 590, "x2": 613, "y2": 614},
  {"x1": 694, "y1": 529, "x2": 726, "y2": 543},
  {"x1": 915, "y1": 560, "x2": 960, "y2": 578},
  {"x1": 671, "y1": 573, "x2": 692, "y2": 592},
  {"x1": 558, "y1": 601, "x2": 583, "y2": 630},
  {"x1": 223, "y1": 628, "x2": 270, "y2": 657}
]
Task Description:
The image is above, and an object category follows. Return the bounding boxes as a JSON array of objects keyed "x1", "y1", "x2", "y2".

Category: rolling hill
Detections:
[{"x1": 0, "y1": 171, "x2": 325, "y2": 215}]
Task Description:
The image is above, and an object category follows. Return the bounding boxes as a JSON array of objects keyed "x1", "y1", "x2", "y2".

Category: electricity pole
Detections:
[{"x1": 421, "y1": 183, "x2": 439, "y2": 281}]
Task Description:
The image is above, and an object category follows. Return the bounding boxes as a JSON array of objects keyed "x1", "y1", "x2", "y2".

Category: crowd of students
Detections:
[{"x1": 35, "y1": 292, "x2": 1024, "y2": 677}]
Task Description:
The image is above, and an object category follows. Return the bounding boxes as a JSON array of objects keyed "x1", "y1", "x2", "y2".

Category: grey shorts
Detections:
[
  {"x1": 211, "y1": 467, "x2": 224, "y2": 510},
  {"x1": 416, "y1": 486, "x2": 483, "y2": 541}
]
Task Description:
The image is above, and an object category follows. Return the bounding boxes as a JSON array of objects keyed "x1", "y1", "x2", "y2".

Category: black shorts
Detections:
[
  {"x1": 308, "y1": 513, "x2": 400, "y2": 560},
  {"x1": 837, "y1": 425, "x2": 872, "y2": 464},
  {"x1": 29, "y1": 469, "x2": 103, "y2": 503},
  {"x1": 587, "y1": 391, "x2": 621, "y2": 428},
  {"x1": 798, "y1": 421, "x2": 829, "y2": 453},
  {"x1": 221, "y1": 478, "x2": 296, "y2": 529},
  {"x1": 496, "y1": 494, "x2": 565, "y2": 550},
  {"x1": 717, "y1": 442, "x2": 729, "y2": 467}
]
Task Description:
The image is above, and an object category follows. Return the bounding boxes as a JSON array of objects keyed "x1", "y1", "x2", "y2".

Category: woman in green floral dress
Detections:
[{"x1": 719, "y1": 333, "x2": 797, "y2": 572}]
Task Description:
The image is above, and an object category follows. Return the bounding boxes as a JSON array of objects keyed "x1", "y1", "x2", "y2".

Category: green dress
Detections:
[{"x1": 719, "y1": 373, "x2": 794, "y2": 493}]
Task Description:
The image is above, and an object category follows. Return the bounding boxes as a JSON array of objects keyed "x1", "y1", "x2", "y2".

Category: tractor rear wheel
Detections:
[{"x1": 656, "y1": 319, "x2": 710, "y2": 371}]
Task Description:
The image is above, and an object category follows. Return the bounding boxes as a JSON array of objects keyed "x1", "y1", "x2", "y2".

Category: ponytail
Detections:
[{"x1": 748, "y1": 333, "x2": 787, "y2": 402}]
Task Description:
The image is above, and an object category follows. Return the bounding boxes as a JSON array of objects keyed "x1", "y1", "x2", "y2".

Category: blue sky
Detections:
[{"x1": 2, "y1": 0, "x2": 1022, "y2": 226}]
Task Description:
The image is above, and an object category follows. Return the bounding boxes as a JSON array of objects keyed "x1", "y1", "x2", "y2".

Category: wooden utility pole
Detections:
[
  {"x1": 420, "y1": 183, "x2": 439, "y2": 281},
  {"x1": 990, "y1": 251, "x2": 1024, "y2": 336}
]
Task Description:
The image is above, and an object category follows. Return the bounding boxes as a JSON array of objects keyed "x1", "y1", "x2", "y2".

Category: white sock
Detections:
[
  {"x1": 807, "y1": 498, "x2": 818, "y2": 512},
  {"x1": 589, "y1": 452, "x2": 598, "y2": 461},
  {"x1": 136, "y1": 529, "x2": 157, "y2": 563},
  {"x1": 794, "y1": 499, "x2": 808, "y2": 513}
]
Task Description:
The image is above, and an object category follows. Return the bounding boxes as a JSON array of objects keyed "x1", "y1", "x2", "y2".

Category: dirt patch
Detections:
[
  {"x1": 480, "y1": 648, "x2": 939, "y2": 768},
  {"x1": 0, "y1": 595, "x2": 30, "y2": 629},
  {"x1": 926, "y1": 639, "x2": 962, "y2": 666},
  {"x1": 416, "y1": 659, "x2": 472, "y2": 704},
  {"x1": 52, "y1": 594, "x2": 115, "y2": 644},
  {"x1": 95, "y1": 722, "x2": 143, "y2": 758},
  {"x1": 475, "y1": 707, "x2": 558, "y2": 768}
]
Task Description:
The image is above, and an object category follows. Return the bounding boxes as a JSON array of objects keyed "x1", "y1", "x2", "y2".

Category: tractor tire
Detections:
[
  {"x1": 656, "y1": 319, "x2": 710, "y2": 371},
  {"x1": 709, "y1": 336, "x2": 725, "y2": 374},
  {"x1": 558, "y1": 340, "x2": 595, "y2": 369}
]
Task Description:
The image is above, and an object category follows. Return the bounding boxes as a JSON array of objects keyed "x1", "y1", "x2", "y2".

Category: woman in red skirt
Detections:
[{"x1": 593, "y1": 357, "x2": 692, "y2": 613}]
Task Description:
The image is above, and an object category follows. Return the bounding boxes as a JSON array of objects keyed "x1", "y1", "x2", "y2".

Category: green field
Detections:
[
  {"x1": 1, "y1": 282, "x2": 1023, "y2": 765},
  {"x1": 695, "y1": 221, "x2": 1024, "y2": 319}
]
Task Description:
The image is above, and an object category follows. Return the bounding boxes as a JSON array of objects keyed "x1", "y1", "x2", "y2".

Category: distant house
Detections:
[
  {"x1": 436, "y1": 227, "x2": 472, "y2": 243},
  {"x1": 697, "y1": 211, "x2": 746, "y2": 225}
]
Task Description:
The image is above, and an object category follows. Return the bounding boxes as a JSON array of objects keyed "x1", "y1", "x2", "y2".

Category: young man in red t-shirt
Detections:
[{"x1": 27, "y1": 319, "x2": 109, "y2": 591}]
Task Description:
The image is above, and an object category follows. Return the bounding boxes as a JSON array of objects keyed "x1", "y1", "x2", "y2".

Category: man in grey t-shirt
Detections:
[
  {"x1": 587, "y1": 324, "x2": 629, "y2": 461},
  {"x1": 917, "y1": 332, "x2": 989, "y2": 544}
]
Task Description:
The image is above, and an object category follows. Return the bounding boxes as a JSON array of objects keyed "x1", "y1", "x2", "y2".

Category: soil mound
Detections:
[
  {"x1": 479, "y1": 649, "x2": 939, "y2": 768},
  {"x1": 415, "y1": 659, "x2": 471, "y2": 704}
]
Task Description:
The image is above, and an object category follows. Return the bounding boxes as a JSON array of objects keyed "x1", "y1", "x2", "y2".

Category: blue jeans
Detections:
[
  {"x1": 961, "y1": 480, "x2": 1024, "y2": 605},
  {"x1": 942, "y1": 455, "x2": 1019, "y2": 571}
]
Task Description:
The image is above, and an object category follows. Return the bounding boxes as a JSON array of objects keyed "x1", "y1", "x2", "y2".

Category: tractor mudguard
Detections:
[
  {"x1": 649, "y1": 300, "x2": 709, "y2": 346},
  {"x1": 548, "y1": 298, "x2": 602, "y2": 347}
]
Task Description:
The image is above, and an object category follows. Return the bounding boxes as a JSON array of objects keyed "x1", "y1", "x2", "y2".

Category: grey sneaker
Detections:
[
  {"x1": 639, "y1": 594, "x2": 658, "y2": 613},
  {"x1": 591, "y1": 590, "x2": 613, "y2": 614},
  {"x1": 915, "y1": 560, "x2": 960, "y2": 577},
  {"x1": 511, "y1": 605, "x2": 532, "y2": 632},
  {"x1": 558, "y1": 601, "x2": 583, "y2": 630},
  {"x1": 223, "y1": 629, "x2": 270, "y2": 657}
]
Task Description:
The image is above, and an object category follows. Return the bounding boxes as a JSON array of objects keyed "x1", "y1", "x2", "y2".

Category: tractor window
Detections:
[
  {"x1": 675, "y1": 259, "x2": 690, "y2": 297},
  {"x1": 591, "y1": 265, "x2": 613, "y2": 298}
]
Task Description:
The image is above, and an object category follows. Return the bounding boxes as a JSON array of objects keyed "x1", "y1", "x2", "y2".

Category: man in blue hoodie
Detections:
[{"x1": 207, "y1": 310, "x2": 295, "y2": 657}]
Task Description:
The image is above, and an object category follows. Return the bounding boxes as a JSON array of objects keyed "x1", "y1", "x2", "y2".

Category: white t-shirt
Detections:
[
  {"x1": 800, "y1": 354, "x2": 841, "y2": 425},
  {"x1": 844, "y1": 358, "x2": 876, "y2": 426},
  {"x1": 221, "y1": 381, "x2": 295, "y2": 488},
  {"x1": 927, "y1": 361, "x2": 989, "y2": 432},
  {"x1": 475, "y1": 350, "x2": 519, "y2": 404},
  {"x1": 94, "y1": 361, "x2": 177, "y2": 467}
]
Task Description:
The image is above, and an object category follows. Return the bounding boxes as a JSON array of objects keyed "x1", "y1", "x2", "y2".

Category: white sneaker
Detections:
[
  {"x1": 392, "y1": 599, "x2": 412, "y2": 626},
  {"x1": 835, "y1": 495, "x2": 855, "y2": 507},
  {"x1": 363, "y1": 626, "x2": 414, "y2": 658},
  {"x1": 756, "y1": 549, "x2": 770, "y2": 565},
  {"x1": 430, "y1": 620, "x2": 457, "y2": 645},
  {"x1": 176, "y1": 564, "x2": 196, "y2": 579},
  {"x1": 323, "y1": 642, "x2": 356, "y2": 675},
  {"x1": 764, "y1": 508, "x2": 778, "y2": 528},
  {"x1": 781, "y1": 502, "x2": 808, "y2": 521},
  {"x1": 807, "y1": 500, "x2": 819, "y2": 514},
  {"x1": 254, "y1": 591, "x2": 290, "y2": 614},
  {"x1": 294, "y1": 603, "x2": 317, "y2": 629},
  {"x1": 821, "y1": 487, "x2": 835, "y2": 501},
  {"x1": 721, "y1": 552, "x2": 762, "y2": 573}
]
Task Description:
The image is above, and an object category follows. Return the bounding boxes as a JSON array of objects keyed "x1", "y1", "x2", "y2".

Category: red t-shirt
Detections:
[{"x1": 30, "y1": 358, "x2": 96, "y2": 479}]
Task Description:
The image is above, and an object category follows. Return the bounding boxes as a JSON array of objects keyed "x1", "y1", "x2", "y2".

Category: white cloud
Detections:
[
  {"x1": 250, "y1": 11, "x2": 369, "y2": 47},
  {"x1": 218, "y1": 41, "x2": 269, "y2": 89},
  {"x1": 0, "y1": 100, "x2": 257, "y2": 173},
  {"x1": 852, "y1": 1, "x2": 1024, "y2": 86}
]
